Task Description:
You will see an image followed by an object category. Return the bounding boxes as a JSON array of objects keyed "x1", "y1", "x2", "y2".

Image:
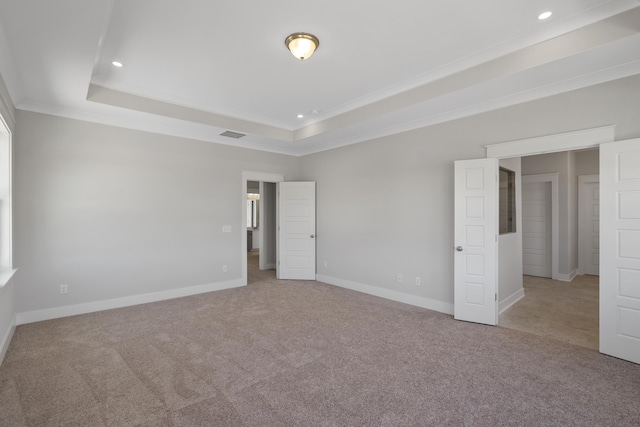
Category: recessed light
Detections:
[
  {"x1": 538, "y1": 11, "x2": 552, "y2": 20},
  {"x1": 297, "y1": 114, "x2": 304, "y2": 119},
  {"x1": 112, "y1": 61, "x2": 123, "y2": 67}
]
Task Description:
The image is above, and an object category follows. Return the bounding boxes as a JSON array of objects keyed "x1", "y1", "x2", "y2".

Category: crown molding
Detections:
[
  {"x1": 294, "y1": 0, "x2": 640, "y2": 130},
  {"x1": 17, "y1": 101, "x2": 300, "y2": 156}
]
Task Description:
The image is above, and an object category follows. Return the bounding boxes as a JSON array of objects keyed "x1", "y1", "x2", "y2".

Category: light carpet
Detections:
[{"x1": 1, "y1": 274, "x2": 639, "y2": 426}]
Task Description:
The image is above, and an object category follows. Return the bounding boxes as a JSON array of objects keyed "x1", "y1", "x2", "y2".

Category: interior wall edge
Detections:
[
  {"x1": 316, "y1": 274, "x2": 454, "y2": 315},
  {"x1": 556, "y1": 269, "x2": 579, "y2": 282},
  {"x1": 0, "y1": 313, "x2": 15, "y2": 367},
  {"x1": 15, "y1": 279, "x2": 244, "y2": 326},
  {"x1": 499, "y1": 288, "x2": 526, "y2": 314}
]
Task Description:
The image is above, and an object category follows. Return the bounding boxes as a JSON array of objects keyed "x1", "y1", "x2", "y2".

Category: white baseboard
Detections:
[
  {"x1": 557, "y1": 269, "x2": 578, "y2": 282},
  {"x1": 499, "y1": 288, "x2": 525, "y2": 314},
  {"x1": 316, "y1": 274, "x2": 453, "y2": 315},
  {"x1": 16, "y1": 279, "x2": 245, "y2": 325},
  {"x1": 0, "y1": 314, "x2": 16, "y2": 366}
]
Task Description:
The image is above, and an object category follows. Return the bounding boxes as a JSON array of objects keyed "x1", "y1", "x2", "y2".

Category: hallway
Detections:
[
  {"x1": 500, "y1": 275, "x2": 599, "y2": 350},
  {"x1": 247, "y1": 251, "x2": 276, "y2": 284}
]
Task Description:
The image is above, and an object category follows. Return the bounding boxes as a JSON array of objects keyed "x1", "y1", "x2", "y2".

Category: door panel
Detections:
[
  {"x1": 600, "y1": 138, "x2": 640, "y2": 364},
  {"x1": 522, "y1": 181, "x2": 552, "y2": 277},
  {"x1": 579, "y1": 177, "x2": 600, "y2": 276},
  {"x1": 277, "y1": 182, "x2": 316, "y2": 280},
  {"x1": 454, "y1": 159, "x2": 498, "y2": 325}
]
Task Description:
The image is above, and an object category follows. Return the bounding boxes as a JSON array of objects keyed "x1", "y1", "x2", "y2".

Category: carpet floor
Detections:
[{"x1": 1, "y1": 267, "x2": 639, "y2": 426}]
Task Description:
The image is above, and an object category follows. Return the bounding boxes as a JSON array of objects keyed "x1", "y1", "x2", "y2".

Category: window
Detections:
[
  {"x1": 0, "y1": 114, "x2": 14, "y2": 285},
  {"x1": 246, "y1": 194, "x2": 259, "y2": 228},
  {"x1": 499, "y1": 167, "x2": 516, "y2": 234}
]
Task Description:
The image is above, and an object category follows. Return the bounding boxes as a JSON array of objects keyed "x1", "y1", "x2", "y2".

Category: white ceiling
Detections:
[{"x1": 1, "y1": 0, "x2": 640, "y2": 155}]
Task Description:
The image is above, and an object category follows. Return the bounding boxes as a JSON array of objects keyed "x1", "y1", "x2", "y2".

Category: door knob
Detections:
[
  {"x1": 456, "y1": 246, "x2": 463, "y2": 252},
  {"x1": 310, "y1": 234, "x2": 315, "y2": 238}
]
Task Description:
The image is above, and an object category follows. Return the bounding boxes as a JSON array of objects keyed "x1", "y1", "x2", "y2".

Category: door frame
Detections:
[
  {"x1": 241, "y1": 171, "x2": 285, "y2": 286},
  {"x1": 578, "y1": 174, "x2": 600, "y2": 275},
  {"x1": 483, "y1": 125, "x2": 613, "y2": 330},
  {"x1": 522, "y1": 173, "x2": 559, "y2": 280}
]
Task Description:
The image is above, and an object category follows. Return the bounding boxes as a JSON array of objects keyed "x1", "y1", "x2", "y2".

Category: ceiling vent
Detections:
[{"x1": 220, "y1": 130, "x2": 246, "y2": 139}]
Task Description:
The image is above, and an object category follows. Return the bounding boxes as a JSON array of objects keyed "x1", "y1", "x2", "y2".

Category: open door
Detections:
[
  {"x1": 454, "y1": 158, "x2": 499, "y2": 325},
  {"x1": 600, "y1": 138, "x2": 640, "y2": 364},
  {"x1": 277, "y1": 182, "x2": 316, "y2": 280}
]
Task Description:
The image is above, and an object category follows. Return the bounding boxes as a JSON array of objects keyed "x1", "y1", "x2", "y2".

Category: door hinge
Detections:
[{"x1": 495, "y1": 293, "x2": 497, "y2": 302}]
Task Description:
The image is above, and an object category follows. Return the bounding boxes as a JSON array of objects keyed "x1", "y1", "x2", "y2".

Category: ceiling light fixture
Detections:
[
  {"x1": 285, "y1": 32, "x2": 319, "y2": 61},
  {"x1": 538, "y1": 11, "x2": 552, "y2": 20},
  {"x1": 297, "y1": 114, "x2": 304, "y2": 119},
  {"x1": 111, "y1": 61, "x2": 123, "y2": 67}
]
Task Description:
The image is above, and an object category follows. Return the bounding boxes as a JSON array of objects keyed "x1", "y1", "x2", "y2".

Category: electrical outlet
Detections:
[
  {"x1": 222, "y1": 226, "x2": 232, "y2": 233},
  {"x1": 222, "y1": 265, "x2": 228, "y2": 273},
  {"x1": 415, "y1": 277, "x2": 421, "y2": 286},
  {"x1": 397, "y1": 274, "x2": 402, "y2": 283},
  {"x1": 60, "y1": 284, "x2": 68, "y2": 294},
  {"x1": 324, "y1": 260, "x2": 328, "y2": 268}
]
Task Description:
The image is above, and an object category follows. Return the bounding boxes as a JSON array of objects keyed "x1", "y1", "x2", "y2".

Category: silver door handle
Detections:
[
  {"x1": 456, "y1": 246, "x2": 463, "y2": 252},
  {"x1": 310, "y1": 234, "x2": 315, "y2": 238}
]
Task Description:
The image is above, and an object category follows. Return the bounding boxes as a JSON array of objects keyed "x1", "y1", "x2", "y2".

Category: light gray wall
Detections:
[
  {"x1": 8, "y1": 71, "x2": 640, "y2": 323},
  {"x1": 576, "y1": 149, "x2": 599, "y2": 176},
  {"x1": 13, "y1": 111, "x2": 299, "y2": 314},
  {"x1": 498, "y1": 157, "x2": 523, "y2": 306},
  {"x1": 300, "y1": 74, "x2": 640, "y2": 309}
]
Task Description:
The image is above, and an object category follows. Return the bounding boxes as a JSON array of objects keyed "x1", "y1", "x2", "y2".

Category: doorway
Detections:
[
  {"x1": 241, "y1": 172, "x2": 284, "y2": 286},
  {"x1": 246, "y1": 181, "x2": 277, "y2": 284},
  {"x1": 500, "y1": 149, "x2": 600, "y2": 350}
]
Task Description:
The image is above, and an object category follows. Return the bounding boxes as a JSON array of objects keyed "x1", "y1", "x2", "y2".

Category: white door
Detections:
[
  {"x1": 454, "y1": 158, "x2": 499, "y2": 325},
  {"x1": 578, "y1": 176, "x2": 600, "y2": 276},
  {"x1": 277, "y1": 182, "x2": 316, "y2": 280},
  {"x1": 600, "y1": 138, "x2": 640, "y2": 364},
  {"x1": 522, "y1": 181, "x2": 552, "y2": 278}
]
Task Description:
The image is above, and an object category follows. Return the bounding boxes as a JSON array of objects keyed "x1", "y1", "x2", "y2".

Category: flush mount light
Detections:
[
  {"x1": 538, "y1": 11, "x2": 552, "y2": 20},
  {"x1": 285, "y1": 32, "x2": 319, "y2": 60},
  {"x1": 111, "y1": 61, "x2": 123, "y2": 67},
  {"x1": 297, "y1": 114, "x2": 304, "y2": 119}
]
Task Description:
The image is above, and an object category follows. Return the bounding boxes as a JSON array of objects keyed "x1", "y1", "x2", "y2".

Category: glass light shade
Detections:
[{"x1": 285, "y1": 33, "x2": 319, "y2": 60}]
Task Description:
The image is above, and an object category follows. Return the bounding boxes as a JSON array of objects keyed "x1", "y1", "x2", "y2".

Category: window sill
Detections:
[{"x1": 0, "y1": 268, "x2": 17, "y2": 288}]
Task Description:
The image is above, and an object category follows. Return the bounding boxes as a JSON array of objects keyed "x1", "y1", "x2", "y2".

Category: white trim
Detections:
[
  {"x1": 317, "y1": 274, "x2": 454, "y2": 315},
  {"x1": 241, "y1": 171, "x2": 285, "y2": 286},
  {"x1": 522, "y1": 174, "x2": 560, "y2": 280},
  {"x1": 15, "y1": 279, "x2": 244, "y2": 325},
  {"x1": 499, "y1": 288, "x2": 525, "y2": 314},
  {"x1": 0, "y1": 114, "x2": 12, "y2": 274},
  {"x1": 557, "y1": 269, "x2": 578, "y2": 282},
  {"x1": 485, "y1": 126, "x2": 615, "y2": 159},
  {"x1": 578, "y1": 174, "x2": 600, "y2": 275},
  {"x1": 0, "y1": 268, "x2": 16, "y2": 288},
  {"x1": 0, "y1": 314, "x2": 15, "y2": 366}
]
